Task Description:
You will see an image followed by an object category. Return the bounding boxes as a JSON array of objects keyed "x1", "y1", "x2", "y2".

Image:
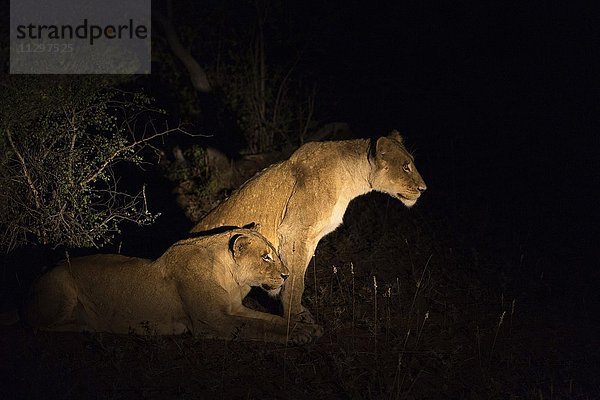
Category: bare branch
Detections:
[
  {"x1": 273, "y1": 53, "x2": 302, "y2": 125},
  {"x1": 80, "y1": 127, "x2": 182, "y2": 186},
  {"x1": 5, "y1": 128, "x2": 42, "y2": 211},
  {"x1": 64, "y1": 105, "x2": 78, "y2": 185},
  {"x1": 153, "y1": 11, "x2": 212, "y2": 93},
  {"x1": 299, "y1": 86, "x2": 316, "y2": 144}
]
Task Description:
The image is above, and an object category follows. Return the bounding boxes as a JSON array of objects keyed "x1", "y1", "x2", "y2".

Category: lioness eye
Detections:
[
  {"x1": 262, "y1": 254, "x2": 273, "y2": 262},
  {"x1": 402, "y1": 162, "x2": 412, "y2": 172}
]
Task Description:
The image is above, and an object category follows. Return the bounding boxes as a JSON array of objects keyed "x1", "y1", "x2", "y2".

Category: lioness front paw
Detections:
[
  {"x1": 287, "y1": 323, "x2": 323, "y2": 345},
  {"x1": 293, "y1": 306, "x2": 316, "y2": 324}
]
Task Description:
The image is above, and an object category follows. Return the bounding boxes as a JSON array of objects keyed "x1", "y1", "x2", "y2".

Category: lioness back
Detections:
[
  {"x1": 193, "y1": 162, "x2": 295, "y2": 247},
  {"x1": 24, "y1": 254, "x2": 186, "y2": 334},
  {"x1": 193, "y1": 141, "x2": 355, "y2": 246}
]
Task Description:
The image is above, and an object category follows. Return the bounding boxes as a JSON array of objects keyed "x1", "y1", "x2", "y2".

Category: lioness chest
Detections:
[{"x1": 320, "y1": 197, "x2": 348, "y2": 237}]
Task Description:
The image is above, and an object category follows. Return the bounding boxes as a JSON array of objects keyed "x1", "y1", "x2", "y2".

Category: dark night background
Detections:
[
  {"x1": 294, "y1": 0, "x2": 598, "y2": 288},
  {"x1": 1, "y1": 0, "x2": 598, "y2": 398}
]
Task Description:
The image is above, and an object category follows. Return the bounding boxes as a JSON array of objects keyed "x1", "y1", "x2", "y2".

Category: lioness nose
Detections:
[
  {"x1": 417, "y1": 184, "x2": 427, "y2": 193},
  {"x1": 281, "y1": 273, "x2": 289, "y2": 281}
]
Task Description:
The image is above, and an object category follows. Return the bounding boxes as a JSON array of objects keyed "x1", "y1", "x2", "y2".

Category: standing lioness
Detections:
[
  {"x1": 23, "y1": 229, "x2": 322, "y2": 344},
  {"x1": 192, "y1": 131, "x2": 427, "y2": 322}
]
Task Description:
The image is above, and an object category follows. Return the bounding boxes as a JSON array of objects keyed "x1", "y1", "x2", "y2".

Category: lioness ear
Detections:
[
  {"x1": 374, "y1": 136, "x2": 394, "y2": 160},
  {"x1": 229, "y1": 234, "x2": 252, "y2": 259},
  {"x1": 373, "y1": 131, "x2": 405, "y2": 163},
  {"x1": 387, "y1": 130, "x2": 404, "y2": 145}
]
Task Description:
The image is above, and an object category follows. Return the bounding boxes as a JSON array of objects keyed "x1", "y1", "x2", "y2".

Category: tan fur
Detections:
[
  {"x1": 192, "y1": 132, "x2": 427, "y2": 322},
  {"x1": 23, "y1": 229, "x2": 322, "y2": 344}
]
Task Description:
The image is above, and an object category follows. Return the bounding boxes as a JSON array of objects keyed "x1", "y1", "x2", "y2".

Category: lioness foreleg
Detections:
[
  {"x1": 277, "y1": 183, "x2": 335, "y2": 324},
  {"x1": 219, "y1": 307, "x2": 322, "y2": 344},
  {"x1": 176, "y1": 277, "x2": 320, "y2": 344},
  {"x1": 278, "y1": 233, "x2": 318, "y2": 324}
]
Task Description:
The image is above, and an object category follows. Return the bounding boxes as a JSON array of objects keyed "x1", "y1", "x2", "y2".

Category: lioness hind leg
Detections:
[{"x1": 23, "y1": 267, "x2": 80, "y2": 330}]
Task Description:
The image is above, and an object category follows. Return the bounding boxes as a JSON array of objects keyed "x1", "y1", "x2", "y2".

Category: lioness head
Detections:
[
  {"x1": 229, "y1": 230, "x2": 290, "y2": 294},
  {"x1": 369, "y1": 131, "x2": 427, "y2": 207}
]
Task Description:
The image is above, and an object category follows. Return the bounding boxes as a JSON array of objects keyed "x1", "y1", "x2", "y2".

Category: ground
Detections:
[{"x1": 1, "y1": 192, "x2": 598, "y2": 399}]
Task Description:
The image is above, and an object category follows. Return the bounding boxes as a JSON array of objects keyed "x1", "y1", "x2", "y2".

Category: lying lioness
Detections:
[{"x1": 23, "y1": 229, "x2": 322, "y2": 344}]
